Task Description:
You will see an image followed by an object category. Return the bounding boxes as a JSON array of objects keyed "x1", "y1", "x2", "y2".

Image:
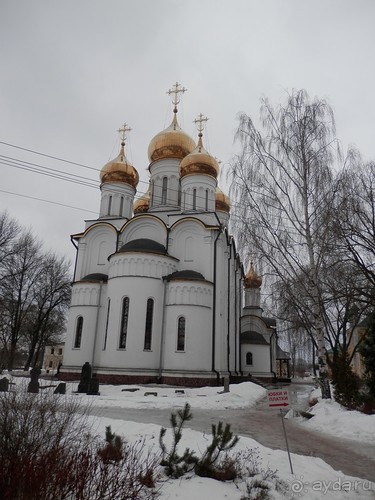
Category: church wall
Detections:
[
  {"x1": 98, "y1": 275, "x2": 164, "y2": 370},
  {"x1": 119, "y1": 217, "x2": 168, "y2": 249},
  {"x1": 62, "y1": 282, "x2": 107, "y2": 369},
  {"x1": 241, "y1": 344, "x2": 271, "y2": 375},
  {"x1": 75, "y1": 225, "x2": 117, "y2": 281},
  {"x1": 162, "y1": 303, "x2": 212, "y2": 372},
  {"x1": 168, "y1": 220, "x2": 213, "y2": 278},
  {"x1": 149, "y1": 159, "x2": 180, "y2": 208},
  {"x1": 213, "y1": 236, "x2": 229, "y2": 374},
  {"x1": 240, "y1": 315, "x2": 272, "y2": 339},
  {"x1": 99, "y1": 183, "x2": 135, "y2": 219},
  {"x1": 180, "y1": 175, "x2": 216, "y2": 212}
]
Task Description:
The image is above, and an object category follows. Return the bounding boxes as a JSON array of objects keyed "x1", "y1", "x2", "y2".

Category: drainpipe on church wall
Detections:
[
  {"x1": 211, "y1": 229, "x2": 221, "y2": 384},
  {"x1": 70, "y1": 236, "x2": 78, "y2": 282},
  {"x1": 234, "y1": 264, "x2": 239, "y2": 375},
  {"x1": 91, "y1": 280, "x2": 103, "y2": 370},
  {"x1": 158, "y1": 277, "x2": 168, "y2": 383},
  {"x1": 226, "y1": 243, "x2": 232, "y2": 375}
]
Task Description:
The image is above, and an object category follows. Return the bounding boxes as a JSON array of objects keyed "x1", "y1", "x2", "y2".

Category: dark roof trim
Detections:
[{"x1": 240, "y1": 331, "x2": 269, "y2": 345}]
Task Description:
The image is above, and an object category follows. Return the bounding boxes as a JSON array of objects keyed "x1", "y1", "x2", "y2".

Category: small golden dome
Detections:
[
  {"x1": 148, "y1": 113, "x2": 195, "y2": 163},
  {"x1": 100, "y1": 143, "x2": 139, "y2": 188},
  {"x1": 244, "y1": 262, "x2": 262, "y2": 289},
  {"x1": 215, "y1": 187, "x2": 231, "y2": 212},
  {"x1": 133, "y1": 188, "x2": 150, "y2": 214},
  {"x1": 180, "y1": 134, "x2": 219, "y2": 179}
]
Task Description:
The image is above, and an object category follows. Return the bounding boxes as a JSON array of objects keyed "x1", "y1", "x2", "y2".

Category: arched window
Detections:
[
  {"x1": 161, "y1": 177, "x2": 168, "y2": 205},
  {"x1": 119, "y1": 196, "x2": 124, "y2": 216},
  {"x1": 119, "y1": 297, "x2": 129, "y2": 349},
  {"x1": 192, "y1": 188, "x2": 197, "y2": 210},
  {"x1": 143, "y1": 298, "x2": 154, "y2": 350},
  {"x1": 177, "y1": 316, "x2": 186, "y2": 351},
  {"x1": 74, "y1": 316, "x2": 83, "y2": 348},
  {"x1": 108, "y1": 195, "x2": 112, "y2": 215},
  {"x1": 246, "y1": 352, "x2": 253, "y2": 365},
  {"x1": 205, "y1": 189, "x2": 209, "y2": 211},
  {"x1": 103, "y1": 299, "x2": 111, "y2": 350}
]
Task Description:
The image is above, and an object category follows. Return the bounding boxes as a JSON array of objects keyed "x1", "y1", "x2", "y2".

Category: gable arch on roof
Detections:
[{"x1": 119, "y1": 214, "x2": 167, "y2": 247}]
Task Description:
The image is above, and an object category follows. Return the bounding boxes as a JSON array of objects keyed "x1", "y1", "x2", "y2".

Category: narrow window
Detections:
[
  {"x1": 108, "y1": 195, "x2": 112, "y2": 215},
  {"x1": 51, "y1": 348, "x2": 55, "y2": 355},
  {"x1": 177, "y1": 316, "x2": 186, "y2": 351},
  {"x1": 119, "y1": 196, "x2": 124, "y2": 216},
  {"x1": 49, "y1": 361, "x2": 53, "y2": 368},
  {"x1": 143, "y1": 298, "x2": 154, "y2": 350},
  {"x1": 161, "y1": 177, "x2": 168, "y2": 205},
  {"x1": 74, "y1": 316, "x2": 83, "y2": 348},
  {"x1": 205, "y1": 189, "x2": 209, "y2": 211},
  {"x1": 103, "y1": 299, "x2": 111, "y2": 350},
  {"x1": 119, "y1": 297, "x2": 129, "y2": 349},
  {"x1": 150, "y1": 181, "x2": 154, "y2": 206},
  {"x1": 246, "y1": 352, "x2": 253, "y2": 365},
  {"x1": 58, "y1": 348, "x2": 62, "y2": 355},
  {"x1": 192, "y1": 188, "x2": 197, "y2": 210}
]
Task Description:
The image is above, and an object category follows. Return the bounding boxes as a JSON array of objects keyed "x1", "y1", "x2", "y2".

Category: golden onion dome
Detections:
[
  {"x1": 133, "y1": 187, "x2": 150, "y2": 214},
  {"x1": 215, "y1": 187, "x2": 231, "y2": 213},
  {"x1": 244, "y1": 262, "x2": 262, "y2": 289},
  {"x1": 180, "y1": 134, "x2": 219, "y2": 179},
  {"x1": 148, "y1": 113, "x2": 196, "y2": 163},
  {"x1": 100, "y1": 142, "x2": 139, "y2": 188}
]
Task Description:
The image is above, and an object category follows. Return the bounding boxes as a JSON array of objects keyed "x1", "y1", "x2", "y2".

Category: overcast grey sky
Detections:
[{"x1": 1, "y1": 0, "x2": 374, "y2": 267}]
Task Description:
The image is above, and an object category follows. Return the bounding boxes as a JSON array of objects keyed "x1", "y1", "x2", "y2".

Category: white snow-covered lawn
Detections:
[{"x1": 4, "y1": 374, "x2": 375, "y2": 499}]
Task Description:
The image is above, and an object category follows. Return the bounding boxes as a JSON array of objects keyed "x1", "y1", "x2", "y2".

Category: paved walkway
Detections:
[{"x1": 88, "y1": 383, "x2": 375, "y2": 483}]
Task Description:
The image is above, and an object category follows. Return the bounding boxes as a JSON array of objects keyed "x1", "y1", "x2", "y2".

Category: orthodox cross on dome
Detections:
[
  {"x1": 194, "y1": 113, "x2": 209, "y2": 150},
  {"x1": 193, "y1": 113, "x2": 209, "y2": 134},
  {"x1": 118, "y1": 123, "x2": 132, "y2": 146},
  {"x1": 167, "y1": 82, "x2": 187, "y2": 113}
]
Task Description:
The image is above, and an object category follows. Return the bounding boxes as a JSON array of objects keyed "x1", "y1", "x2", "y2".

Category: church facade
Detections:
[{"x1": 61, "y1": 85, "x2": 277, "y2": 386}]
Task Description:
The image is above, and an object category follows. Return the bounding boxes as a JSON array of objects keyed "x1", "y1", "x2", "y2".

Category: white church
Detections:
[{"x1": 60, "y1": 84, "x2": 278, "y2": 387}]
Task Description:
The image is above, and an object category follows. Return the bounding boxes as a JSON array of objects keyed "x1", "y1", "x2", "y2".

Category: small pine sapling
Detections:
[
  {"x1": 159, "y1": 402, "x2": 197, "y2": 478},
  {"x1": 195, "y1": 421, "x2": 239, "y2": 480},
  {"x1": 98, "y1": 425, "x2": 123, "y2": 463}
]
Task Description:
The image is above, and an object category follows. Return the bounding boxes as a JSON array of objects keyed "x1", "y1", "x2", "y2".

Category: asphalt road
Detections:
[{"x1": 88, "y1": 383, "x2": 375, "y2": 483}]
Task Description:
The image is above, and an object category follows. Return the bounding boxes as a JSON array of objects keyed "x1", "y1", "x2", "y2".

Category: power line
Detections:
[
  {"x1": 0, "y1": 140, "x2": 100, "y2": 172},
  {"x1": 0, "y1": 189, "x2": 97, "y2": 214}
]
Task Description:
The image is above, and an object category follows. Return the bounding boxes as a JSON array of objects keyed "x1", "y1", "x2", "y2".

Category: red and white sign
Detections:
[{"x1": 267, "y1": 389, "x2": 290, "y2": 408}]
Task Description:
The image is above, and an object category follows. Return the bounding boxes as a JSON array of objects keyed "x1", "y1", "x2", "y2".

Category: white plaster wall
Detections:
[
  {"x1": 99, "y1": 183, "x2": 136, "y2": 219},
  {"x1": 62, "y1": 282, "x2": 106, "y2": 368},
  {"x1": 162, "y1": 304, "x2": 212, "y2": 372},
  {"x1": 99, "y1": 275, "x2": 164, "y2": 370},
  {"x1": 109, "y1": 253, "x2": 178, "y2": 280},
  {"x1": 119, "y1": 216, "x2": 167, "y2": 249},
  {"x1": 75, "y1": 224, "x2": 117, "y2": 281},
  {"x1": 149, "y1": 159, "x2": 180, "y2": 208},
  {"x1": 181, "y1": 174, "x2": 216, "y2": 211},
  {"x1": 241, "y1": 344, "x2": 271, "y2": 374},
  {"x1": 169, "y1": 219, "x2": 213, "y2": 277}
]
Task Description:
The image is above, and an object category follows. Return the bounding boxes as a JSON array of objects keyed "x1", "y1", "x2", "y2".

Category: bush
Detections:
[
  {"x1": 331, "y1": 350, "x2": 362, "y2": 409},
  {"x1": 0, "y1": 389, "x2": 160, "y2": 499}
]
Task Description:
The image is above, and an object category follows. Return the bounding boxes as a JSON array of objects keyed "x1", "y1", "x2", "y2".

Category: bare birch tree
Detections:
[{"x1": 229, "y1": 89, "x2": 340, "y2": 398}]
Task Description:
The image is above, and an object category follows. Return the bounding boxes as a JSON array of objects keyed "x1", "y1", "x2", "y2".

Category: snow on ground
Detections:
[
  {"x1": 297, "y1": 387, "x2": 375, "y2": 444},
  {"x1": 80, "y1": 380, "x2": 267, "y2": 410},
  {"x1": 4, "y1": 373, "x2": 375, "y2": 499}
]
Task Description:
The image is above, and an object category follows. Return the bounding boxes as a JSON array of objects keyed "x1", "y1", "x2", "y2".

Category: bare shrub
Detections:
[{"x1": 0, "y1": 388, "x2": 160, "y2": 499}]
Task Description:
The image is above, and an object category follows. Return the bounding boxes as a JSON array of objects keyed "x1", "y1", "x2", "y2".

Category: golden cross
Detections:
[
  {"x1": 193, "y1": 113, "x2": 209, "y2": 134},
  {"x1": 118, "y1": 123, "x2": 132, "y2": 145},
  {"x1": 166, "y1": 82, "x2": 187, "y2": 108}
]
